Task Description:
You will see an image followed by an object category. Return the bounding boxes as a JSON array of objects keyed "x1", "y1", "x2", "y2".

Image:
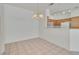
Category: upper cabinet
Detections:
[
  {"x1": 70, "y1": 16, "x2": 79, "y2": 29},
  {"x1": 46, "y1": 8, "x2": 79, "y2": 29}
]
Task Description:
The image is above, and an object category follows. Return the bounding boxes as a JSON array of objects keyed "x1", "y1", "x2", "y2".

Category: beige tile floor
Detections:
[{"x1": 4, "y1": 38, "x2": 70, "y2": 55}]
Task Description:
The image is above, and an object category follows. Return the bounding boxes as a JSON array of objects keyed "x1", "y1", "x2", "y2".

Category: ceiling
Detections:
[
  {"x1": 7, "y1": 3, "x2": 49, "y2": 13},
  {"x1": 7, "y1": 3, "x2": 79, "y2": 13}
]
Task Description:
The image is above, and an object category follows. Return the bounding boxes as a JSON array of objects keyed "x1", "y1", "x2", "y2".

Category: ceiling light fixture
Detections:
[
  {"x1": 32, "y1": 13, "x2": 43, "y2": 19},
  {"x1": 32, "y1": 3, "x2": 54, "y2": 20},
  {"x1": 32, "y1": 3, "x2": 44, "y2": 20}
]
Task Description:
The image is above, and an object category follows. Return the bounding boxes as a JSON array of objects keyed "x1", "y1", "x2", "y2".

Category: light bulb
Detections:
[
  {"x1": 39, "y1": 14, "x2": 43, "y2": 18},
  {"x1": 62, "y1": 11, "x2": 65, "y2": 14},
  {"x1": 32, "y1": 14, "x2": 38, "y2": 19},
  {"x1": 33, "y1": 14, "x2": 37, "y2": 18},
  {"x1": 32, "y1": 13, "x2": 43, "y2": 19}
]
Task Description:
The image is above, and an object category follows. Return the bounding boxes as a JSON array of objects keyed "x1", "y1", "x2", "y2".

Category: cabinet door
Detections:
[
  {"x1": 70, "y1": 29, "x2": 79, "y2": 51},
  {"x1": 70, "y1": 16, "x2": 79, "y2": 29}
]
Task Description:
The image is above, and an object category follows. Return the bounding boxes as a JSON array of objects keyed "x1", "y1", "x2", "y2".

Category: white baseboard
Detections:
[{"x1": 5, "y1": 36, "x2": 39, "y2": 44}]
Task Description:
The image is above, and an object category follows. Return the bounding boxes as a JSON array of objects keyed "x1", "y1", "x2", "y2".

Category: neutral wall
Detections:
[
  {"x1": 71, "y1": 8, "x2": 79, "y2": 17},
  {"x1": 4, "y1": 4, "x2": 39, "y2": 43},
  {"x1": 0, "y1": 4, "x2": 5, "y2": 54}
]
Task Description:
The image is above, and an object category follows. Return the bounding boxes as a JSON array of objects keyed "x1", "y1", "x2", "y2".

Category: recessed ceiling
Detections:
[{"x1": 6, "y1": 3, "x2": 79, "y2": 13}]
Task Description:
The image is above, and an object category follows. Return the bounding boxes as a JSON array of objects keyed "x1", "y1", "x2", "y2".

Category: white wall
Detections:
[
  {"x1": 4, "y1": 4, "x2": 39, "y2": 43},
  {"x1": 0, "y1": 4, "x2": 5, "y2": 54},
  {"x1": 71, "y1": 8, "x2": 79, "y2": 17}
]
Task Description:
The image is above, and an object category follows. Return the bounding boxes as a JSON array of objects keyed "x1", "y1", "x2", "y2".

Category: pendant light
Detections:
[{"x1": 32, "y1": 3, "x2": 44, "y2": 19}]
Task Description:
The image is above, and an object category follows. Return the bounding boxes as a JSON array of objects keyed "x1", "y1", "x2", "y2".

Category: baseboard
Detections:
[
  {"x1": 70, "y1": 48, "x2": 79, "y2": 52},
  {"x1": 70, "y1": 51, "x2": 79, "y2": 55},
  {"x1": 5, "y1": 36, "x2": 39, "y2": 44}
]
